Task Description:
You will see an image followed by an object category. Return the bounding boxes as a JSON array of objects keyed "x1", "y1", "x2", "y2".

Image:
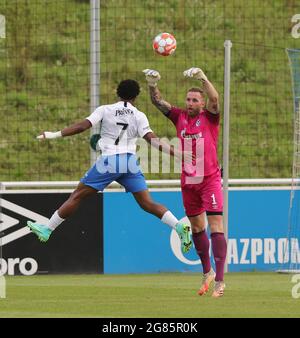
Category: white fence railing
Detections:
[{"x1": 0, "y1": 178, "x2": 296, "y2": 190}]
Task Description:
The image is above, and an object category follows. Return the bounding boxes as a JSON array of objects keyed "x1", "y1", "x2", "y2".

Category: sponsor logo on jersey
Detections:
[
  {"x1": 180, "y1": 128, "x2": 202, "y2": 139},
  {"x1": 115, "y1": 108, "x2": 134, "y2": 116}
]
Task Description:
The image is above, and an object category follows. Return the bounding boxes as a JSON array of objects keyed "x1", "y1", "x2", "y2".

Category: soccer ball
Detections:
[{"x1": 152, "y1": 32, "x2": 176, "y2": 56}]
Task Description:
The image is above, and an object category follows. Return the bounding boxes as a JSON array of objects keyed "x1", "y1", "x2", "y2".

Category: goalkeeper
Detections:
[
  {"x1": 27, "y1": 79, "x2": 192, "y2": 254},
  {"x1": 143, "y1": 68, "x2": 227, "y2": 298}
]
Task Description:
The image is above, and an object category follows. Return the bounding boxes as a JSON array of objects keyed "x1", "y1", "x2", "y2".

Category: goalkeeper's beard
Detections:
[{"x1": 187, "y1": 107, "x2": 201, "y2": 117}]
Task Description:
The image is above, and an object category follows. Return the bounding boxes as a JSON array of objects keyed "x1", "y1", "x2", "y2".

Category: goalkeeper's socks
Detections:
[
  {"x1": 48, "y1": 210, "x2": 65, "y2": 231},
  {"x1": 211, "y1": 232, "x2": 227, "y2": 281},
  {"x1": 192, "y1": 230, "x2": 211, "y2": 274},
  {"x1": 161, "y1": 210, "x2": 178, "y2": 229}
]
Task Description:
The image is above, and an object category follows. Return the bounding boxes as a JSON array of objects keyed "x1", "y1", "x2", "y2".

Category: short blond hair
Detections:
[{"x1": 188, "y1": 87, "x2": 204, "y2": 94}]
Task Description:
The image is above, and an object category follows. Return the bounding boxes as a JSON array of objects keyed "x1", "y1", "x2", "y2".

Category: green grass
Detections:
[
  {"x1": 0, "y1": 0, "x2": 299, "y2": 180},
  {"x1": 0, "y1": 272, "x2": 299, "y2": 318}
]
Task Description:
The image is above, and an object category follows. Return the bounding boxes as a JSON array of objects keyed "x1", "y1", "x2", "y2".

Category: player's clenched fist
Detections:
[
  {"x1": 143, "y1": 69, "x2": 161, "y2": 87},
  {"x1": 183, "y1": 67, "x2": 208, "y2": 82}
]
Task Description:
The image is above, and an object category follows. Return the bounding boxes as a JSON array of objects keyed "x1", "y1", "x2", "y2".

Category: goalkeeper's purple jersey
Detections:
[{"x1": 167, "y1": 106, "x2": 220, "y2": 177}]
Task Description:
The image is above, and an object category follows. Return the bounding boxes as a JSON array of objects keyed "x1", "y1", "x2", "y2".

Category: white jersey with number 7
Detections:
[{"x1": 86, "y1": 101, "x2": 152, "y2": 156}]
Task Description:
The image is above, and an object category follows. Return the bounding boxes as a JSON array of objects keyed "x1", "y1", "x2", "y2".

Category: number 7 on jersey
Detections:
[{"x1": 115, "y1": 122, "x2": 129, "y2": 145}]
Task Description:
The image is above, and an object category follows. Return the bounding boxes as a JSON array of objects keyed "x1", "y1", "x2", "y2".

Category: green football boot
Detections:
[
  {"x1": 27, "y1": 221, "x2": 52, "y2": 242},
  {"x1": 175, "y1": 222, "x2": 192, "y2": 253}
]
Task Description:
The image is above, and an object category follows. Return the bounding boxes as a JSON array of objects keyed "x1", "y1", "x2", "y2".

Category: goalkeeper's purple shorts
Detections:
[{"x1": 181, "y1": 168, "x2": 223, "y2": 217}]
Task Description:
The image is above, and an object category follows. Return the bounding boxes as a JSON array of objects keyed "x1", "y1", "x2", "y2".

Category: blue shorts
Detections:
[{"x1": 80, "y1": 153, "x2": 147, "y2": 193}]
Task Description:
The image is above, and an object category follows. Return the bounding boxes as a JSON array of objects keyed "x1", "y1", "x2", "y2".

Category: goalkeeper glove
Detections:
[
  {"x1": 143, "y1": 69, "x2": 161, "y2": 87},
  {"x1": 183, "y1": 67, "x2": 208, "y2": 82},
  {"x1": 37, "y1": 131, "x2": 62, "y2": 139}
]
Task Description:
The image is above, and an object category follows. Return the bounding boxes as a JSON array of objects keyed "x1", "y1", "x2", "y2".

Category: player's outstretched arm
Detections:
[
  {"x1": 143, "y1": 69, "x2": 172, "y2": 115},
  {"x1": 144, "y1": 131, "x2": 176, "y2": 157},
  {"x1": 183, "y1": 67, "x2": 219, "y2": 114},
  {"x1": 143, "y1": 131, "x2": 193, "y2": 162},
  {"x1": 37, "y1": 119, "x2": 92, "y2": 139}
]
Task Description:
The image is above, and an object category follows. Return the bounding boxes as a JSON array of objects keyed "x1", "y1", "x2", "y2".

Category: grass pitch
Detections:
[{"x1": 0, "y1": 272, "x2": 299, "y2": 318}]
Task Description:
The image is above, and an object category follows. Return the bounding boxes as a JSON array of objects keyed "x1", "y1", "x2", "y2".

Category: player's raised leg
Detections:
[
  {"x1": 132, "y1": 189, "x2": 192, "y2": 253},
  {"x1": 27, "y1": 182, "x2": 97, "y2": 242}
]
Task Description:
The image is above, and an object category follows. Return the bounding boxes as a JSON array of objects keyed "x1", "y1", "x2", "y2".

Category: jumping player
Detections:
[
  {"x1": 143, "y1": 68, "x2": 227, "y2": 298},
  {"x1": 27, "y1": 79, "x2": 192, "y2": 254}
]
